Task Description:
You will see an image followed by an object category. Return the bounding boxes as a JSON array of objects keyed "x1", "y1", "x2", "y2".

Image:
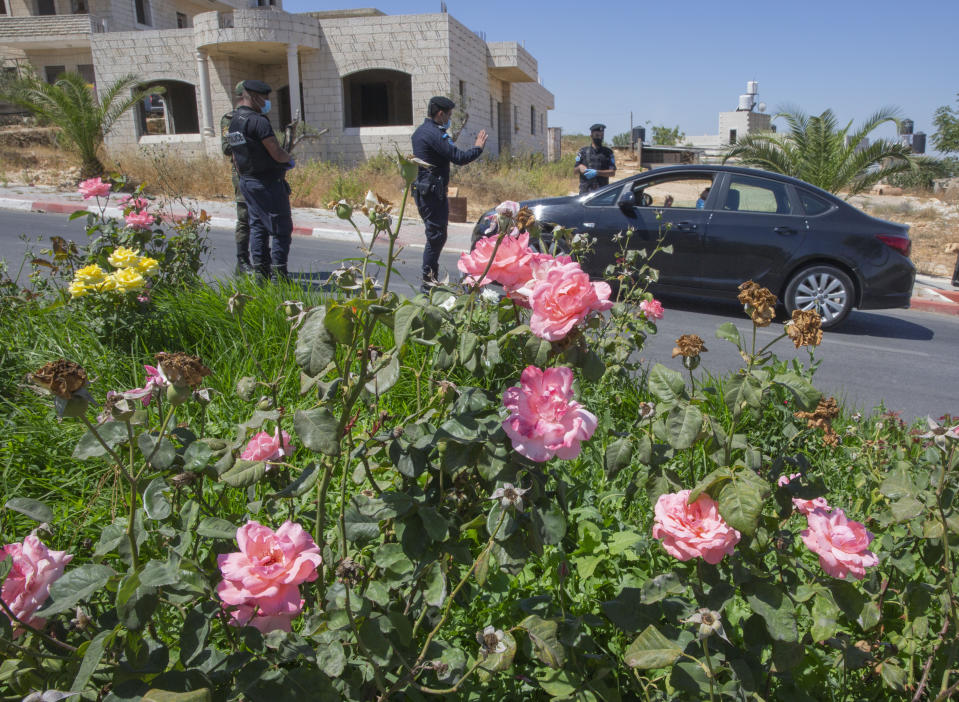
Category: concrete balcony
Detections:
[
  {"x1": 193, "y1": 8, "x2": 320, "y2": 58},
  {"x1": 0, "y1": 14, "x2": 105, "y2": 49},
  {"x1": 487, "y1": 41, "x2": 537, "y2": 83}
]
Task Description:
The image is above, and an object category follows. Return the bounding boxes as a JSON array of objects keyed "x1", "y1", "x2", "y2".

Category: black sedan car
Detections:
[{"x1": 471, "y1": 165, "x2": 915, "y2": 328}]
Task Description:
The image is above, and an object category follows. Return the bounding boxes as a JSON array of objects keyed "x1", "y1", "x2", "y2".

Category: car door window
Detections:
[
  {"x1": 632, "y1": 176, "x2": 714, "y2": 209},
  {"x1": 726, "y1": 175, "x2": 793, "y2": 214},
  {"x1": 585, "y1": 184, "x2": 622, "y2": 206},
  {"x1": 798, "y1": 189, "x2": 832, "y2": 215}
]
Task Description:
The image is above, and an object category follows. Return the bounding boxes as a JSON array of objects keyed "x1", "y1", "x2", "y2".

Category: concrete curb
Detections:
[{"x1": 910, "y1": 298, "x2": 959, "y2": 316}]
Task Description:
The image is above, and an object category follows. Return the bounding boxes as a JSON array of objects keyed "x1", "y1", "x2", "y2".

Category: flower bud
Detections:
[
  {"x1": 257, "y1": 396, "x2": 275, "y2": 411},
  {"x1": 166, "y1": 383, "x2": 192, "y2": 406},
  {"x1": 236, "y1": 376, "x2": 257, "y2": 401},
  {"x1": 334, "y1": 200, "x2": 352, "y2": 220}
]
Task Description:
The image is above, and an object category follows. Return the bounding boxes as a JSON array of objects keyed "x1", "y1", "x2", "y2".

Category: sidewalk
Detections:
[{"x1": 1, "y1": 183, "x2": 957, "y2": 316}]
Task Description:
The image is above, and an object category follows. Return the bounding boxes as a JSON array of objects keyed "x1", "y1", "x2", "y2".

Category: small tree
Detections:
[
  {"x1": 0, "y1": 71, "x2": 154, "y2": 178},
  {"x1": 723, "y1": 106, "x2": 917, "y2": 197},
  {"x1": 652, "y1": 124, "x2": 684, "y2": 146},
  {"x1": 932, "y1": 93, "x2": 959, "y2": 154},
  {"x1": 611, "y1": 131, "x2": 631, "y2": 147}
]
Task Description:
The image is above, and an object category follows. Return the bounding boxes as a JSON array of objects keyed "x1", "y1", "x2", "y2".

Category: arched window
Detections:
[{"x1": 342, "y1": 69, "x2": 412, "y2": 128}]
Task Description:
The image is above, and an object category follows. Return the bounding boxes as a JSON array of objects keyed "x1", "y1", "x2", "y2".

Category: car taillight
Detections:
[{"x1": 876, "y1": 234, "x2": 911, "y2": 257}]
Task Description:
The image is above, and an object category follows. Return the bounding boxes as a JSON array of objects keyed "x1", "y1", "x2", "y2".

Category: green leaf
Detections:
[
  {"x1": 364, "y1": 354, "x2": 400, "y2": 395},
  {"x1": 142, "y1": 690, "x2": 211, "y2": 702},
  {"x1": 715, "y1": 322, "x2": 741, "y2": 346},
  {"x1": 422, "y1": 562, "x2": 447, "y2": 607},
  {"x1": 179, "y1": 605, "x2": 211, "y2": 666},
  {"x1": 879, "y1": 660, "x2": 907, "y2": 692},
  {"x1": 648, "y1": 364, "x2": 686, "y2": 405},
  {"x1": 137, "y1": 433, "x2": 176, "y2": 470},
  {"x1": 343, "y1": 505, "x2": 380, "y2": 544},
  {"x1": 183, "y1": 441, "x2": 213, "y2": 472},
  {"x1": 474, "y1": 548, "x2": 491, "y2": 586},
  {"x1": 143, "y1": 477, "x2": 172, "y2": 520},
  {"x1": 37, "y1": 564, "x2": 115, "y2": 616},
  {"x1": 73, "y1": 421, "x2": 129, "y2": 459},
  {"x1": 891, "y1": 496, "x2": 924, "y2": 522},
  {"x1": 458, "y1": 330, "x2": 480, "y2": 361},
  {"x1": 219, "y1": 459, "x2": 267, "y2": 487},
  {"x1": 880, "y1": 469, "x2": 917, "y2": 500},
  {"x1": 520, "y1": 615, "x2": 566, "y2": 669},
  {"x1": 535, "y1": 668, "x2": 579, "y2": 698},
  {"x1": 582, "y1": 348, "x2": 606, "y2": 382},
  {"x1": 532, "y1": 505, "x2": 566, "y2": 545},
  {"x1": 271, "y1": 462, "x2": 320, "y2": 498},
  {"x1": 641, "y1": 572, "x2": 684, "y2": 604},
  {"x1": 315, "y1": 639, "x2": 347, "y2": 677},
  {"x1": 419, "y1": 506, "x2": 449, "y2": 543},
  {"x1": 139, "y1": 558, "x2": 180, "y2": 588},
  {"x1": 608, "y1": 530, "x2": 644, "y2": 556},
  {"x1": 724, "y1": 373, "x2": 763, "y2": 413},
  {"x1": 624, "y1": 625, "x2": 682, "y2": 669},
  {"x1": 688, "y1": 467, "x2": 734, "y2": 502},
  {"x1": 373, "y1": 543, "x2": 414, "y2": 585},
  {"x1": 196, "y1": 517, "x2": 236, "y2": 539},
  {"x1": 604, "y1": 438, "x2": 633, "y2": 477},
  {"x1": 296, "y1": 306, "x2": 336, "y2": 376},
  {"x1": 393, "y1": 303, "x2": 420, "y2": 348},
  {"x1": 810, "y1": 592, "x2": 840, "y2": 641},
  {"x1": 70, "y1": 629, "x2": 111, "y2": 692},
  {"x1": 773, "y1": 373, "x2": 821, "y2": 411},
  {"x1": 716, "y1": 469, "x2": 770, "y2": 536},
  {"x1": 524, "y1": 335, "x2": 551, "y2": 367},
  {"x1": 746, "y1": 581, "x2": 798, "y2": 642},
  {"x1": 324, "y1": 303, "x2": 355, "y2": 345},
  {"x1": 665, "y1": 403, "x2": 703, "y2": 450},
  {"x1": 294, "y1": 407, "x2": 341, "y2": 457},
  {"x1": 4, "y1": 497, "x2": 53, "y2": 523}
]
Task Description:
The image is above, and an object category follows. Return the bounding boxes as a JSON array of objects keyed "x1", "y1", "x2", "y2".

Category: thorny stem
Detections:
[
  {"x1": 382, "y1": 183, "x2": 411, "y2": 296},
  {"x1": 410, "y1": 657, "x2": 484, "y2": 695},
  {"x1": 701, "y1": 638, "x2": 717, "y2": 702},
  {"x1": 465, "y1": 224, "x2": 511, "y2": 328}
]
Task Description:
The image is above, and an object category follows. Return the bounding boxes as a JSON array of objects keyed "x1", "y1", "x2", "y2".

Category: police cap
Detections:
[
  {"x1": 429, "y1": 96, "x2": 455, "y2": 112},
  {"x1": 590, "y1": 123, "x2": 606, "y2": 132},
  {"x1": 240, "y1": 79, "x2": 272, "y2": 95}
]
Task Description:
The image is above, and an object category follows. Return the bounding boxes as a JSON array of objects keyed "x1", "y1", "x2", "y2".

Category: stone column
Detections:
[
  {"x1": 286, "y1": 44, "x2": 301, "y2": 123},
  {"x1": 196, "y1": 50, "x2": 215, "y2": 137}
]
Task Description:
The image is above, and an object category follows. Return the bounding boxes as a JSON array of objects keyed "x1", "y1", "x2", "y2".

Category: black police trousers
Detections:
[
  {"x1": 237, "y1": 175, "x2": 293, "y2": 279},
  {"x1": 413, "y1": 189, "x2": 448, "y2": 283}
]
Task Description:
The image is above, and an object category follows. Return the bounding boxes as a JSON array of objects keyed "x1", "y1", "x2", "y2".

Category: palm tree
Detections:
[
  {"x1": 722, "y1": 106, "x2": 917, "y2": 197},
  {"x1": 0, "y1": 71, "x2": 155, "y2": 178}
]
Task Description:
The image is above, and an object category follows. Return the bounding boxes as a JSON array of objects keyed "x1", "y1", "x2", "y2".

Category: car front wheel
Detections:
[{"x1": 784, "y1": 265, "x2": 855, "y2": 329}]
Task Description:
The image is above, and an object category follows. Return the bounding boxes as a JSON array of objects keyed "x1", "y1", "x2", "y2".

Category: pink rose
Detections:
[
  {"x1": 119, "y1": 194, "x2": 149, "y2": 211},
  {"x1": 652, "y1": 490, "x2": 741, "y2": 565},
  {"x1": 509, "y1": 252, "x2": 575, "y2": 306},
  {"x1": 1, "y1": 534, "x2": 73, "y2": 632},
  {"x1": 240, "y1": 429, "x2": 293, "y2": 463},
  {"x1": 122, "y1": 364, "x2": 168, "y2": 407},
  {"x1": 801, "y1": 508, "x2": 878, "y2": 580},
  {"x1": 777, "y1": 472, "x2": 802, "y2": 487},
  {"x1": 458, "y1": 232, "x2": 535, "y2": 291},
  {"x1": 640, "y1": 299, "x2": 664, "y2": 321},
  {"x1": 502, "y1": 365, "x2": 597, "y2": 462},
  {"x1": 125, "y1": 210, "x2": 155, "y2": 229},
  {"x1": 216, "y1": 520, "x2": 322, "y2": 633},
  {"x1": 78, "y1": 177, "x2": 111, "y2": 200},
  {"x1": 793, "y1": 496, "x2": 830, "y2": 515},
  {"x1": 528, "y1": 261, "x2": 613, "y2": 341}
]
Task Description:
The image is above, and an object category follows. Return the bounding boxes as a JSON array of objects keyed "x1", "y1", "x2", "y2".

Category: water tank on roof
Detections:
[
  {"x1": 631, "y1": 126, "x2": 646, "y2": 143},
  {"x1": 912, "y1": 132, "x2": 926, "y2": 154},
  {"x1": 746, "y1": 80, "x2": 758, "y2": 95},
  {"x1": 738, "y1": 94, "x2": 755, "y2": 111},
  {"x1": 900, "y1": 119, "x2": 914, "y2": 135}
]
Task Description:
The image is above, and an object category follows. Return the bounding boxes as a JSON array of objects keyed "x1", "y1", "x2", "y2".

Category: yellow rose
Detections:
[
  {"x1": 136, "y1": 256, "x2": 159, "y2": 276},
  {"x1": 112, "y1": 268, "x2": 146, "y2": 292},
  {"x1": 93, "y1": 275, "x2": 119, "y2": 293},
  {"x1": 68, "y1": 280, "x2": 89, "y2": 298},
  {"x1": 74, "y1": 264, "x2": 106, "y2": 285},
  {"x1": 108, "y1": 246, "x2": 141, "y2": 269}
]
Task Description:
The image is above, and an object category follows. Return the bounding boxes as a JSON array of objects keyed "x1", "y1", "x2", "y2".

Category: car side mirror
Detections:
[{"x1": 619, "y1": 191, "x2": 636, "y2": 208}]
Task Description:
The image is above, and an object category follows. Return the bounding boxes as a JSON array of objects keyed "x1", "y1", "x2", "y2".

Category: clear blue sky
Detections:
[{"x1": 284, "y1": 0, "x2": 959, "y2": 151}]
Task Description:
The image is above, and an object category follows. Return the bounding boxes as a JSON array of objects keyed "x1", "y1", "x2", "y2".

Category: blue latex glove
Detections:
[
  {"x1": 583, "y1": 168, "x2": 597, "y2": 179},
  {"x1": 284, "y1": 157, "x2": 296, "y2": 170}
]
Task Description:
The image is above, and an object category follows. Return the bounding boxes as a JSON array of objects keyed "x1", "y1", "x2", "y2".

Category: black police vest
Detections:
[{"x1": 226, "y1": 107, "x2": 278, "y2": 178}]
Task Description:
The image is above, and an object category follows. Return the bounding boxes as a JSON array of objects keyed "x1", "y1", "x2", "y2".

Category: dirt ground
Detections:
[{"x1": 1, "y1": 125, "x2": 957, "y2": 277}]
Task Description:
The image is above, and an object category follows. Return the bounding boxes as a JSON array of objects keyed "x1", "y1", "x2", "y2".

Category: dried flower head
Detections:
[
  {"x1": 154, "y1": 352, "x2": 211, "y2": 388},
  {"x1": 684, "y1": 608, "x2": 729, "y2": 642},
  {"x1": 360, "y1": 190, "x2": 394, "y2": 217},
  {"x1": 335, "y1": 557, "x2": 364, "y2": 587},
  {"x1": 227, "y1": 291, "x2": 251, "y2": 317},
  {"x1": 786, "y1": 309, "x2": 823, "y2": 348},
  {"x1": 795, "y1": 397, "x2": 840, "y2": 447},
  {"x1": 170, "y1": 471, "x2": 200, "y2": 488},
  {"x1": 489, "y1": 483, "x2": 530, "y2": 512},
  {"x1": 638, "y1": 401, "x2": 656, "y2": 420},
  {"x1": 737, "y1": 280, "x2": 777, "y2": 327},
  {"x1": 672, "y1": 334, "x2": 707, "y2": 359},
  {"x1": 30, "y1": 359, "x2": 88, "y2": 399},
  {"x1": 476, "y1": 625, "x2": 507, "y2": 655},
  {"x1": 516, "y1": 206, "x2": 536, "y2": 232}
]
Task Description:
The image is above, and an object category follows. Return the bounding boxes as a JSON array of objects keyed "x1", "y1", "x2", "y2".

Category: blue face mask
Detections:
[
  {"x1": 442, "y1": 119, "x2": 451, "y2": 130},
  {"x1": 260, "y1": 99, "x2": 272, "y2": 115}
]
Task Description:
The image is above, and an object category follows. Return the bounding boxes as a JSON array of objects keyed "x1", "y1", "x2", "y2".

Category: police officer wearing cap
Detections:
[
  {"x1": 225, "y1": 79, "x2": 294, "y2": 280},
  {"x1": 411, "y1": 95, "x2": 488, "y2": 292},
  {"x1": 220, "y1": 81, "x2": 251, "y2": 275},
  {"x1": 574, "y1": 124, "x2": 616, "y2": 195}
]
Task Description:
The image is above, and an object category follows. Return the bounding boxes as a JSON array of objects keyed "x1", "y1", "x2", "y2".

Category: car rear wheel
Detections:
[{"x1": 784, "y1": 265, "x2": 855, "y2": 328}]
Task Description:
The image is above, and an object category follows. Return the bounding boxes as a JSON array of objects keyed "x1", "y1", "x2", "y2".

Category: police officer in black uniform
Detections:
[
  {"x1": 225, "y1": 79, "x2": 294, "y2": 280},
  {"x1": 411, "y1": 95, "x2": 488, "y2": 292},
  {"x1": 574, "y1": 123, "x2": 616, "y2": 195},
  {"x1": 220, "y1": 81, "x2": 252, "y2": 275}
]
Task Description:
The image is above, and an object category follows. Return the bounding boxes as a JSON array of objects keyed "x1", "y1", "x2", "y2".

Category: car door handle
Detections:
[
  {"x1": 676, "y1": 221, "x2": 697, "y2": 231},
  {"x1": 774, "y1": 226, "x2": 797, "y2": 235}
]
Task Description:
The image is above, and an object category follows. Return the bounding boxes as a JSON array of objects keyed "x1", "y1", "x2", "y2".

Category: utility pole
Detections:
[{"x1": 630, "y1": 111, "x2": 634, "y2": 153}]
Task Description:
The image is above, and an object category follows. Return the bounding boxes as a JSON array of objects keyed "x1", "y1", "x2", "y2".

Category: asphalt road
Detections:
[{"x1": 2, "y1": 210, "x2": 957, "y2": 423}]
